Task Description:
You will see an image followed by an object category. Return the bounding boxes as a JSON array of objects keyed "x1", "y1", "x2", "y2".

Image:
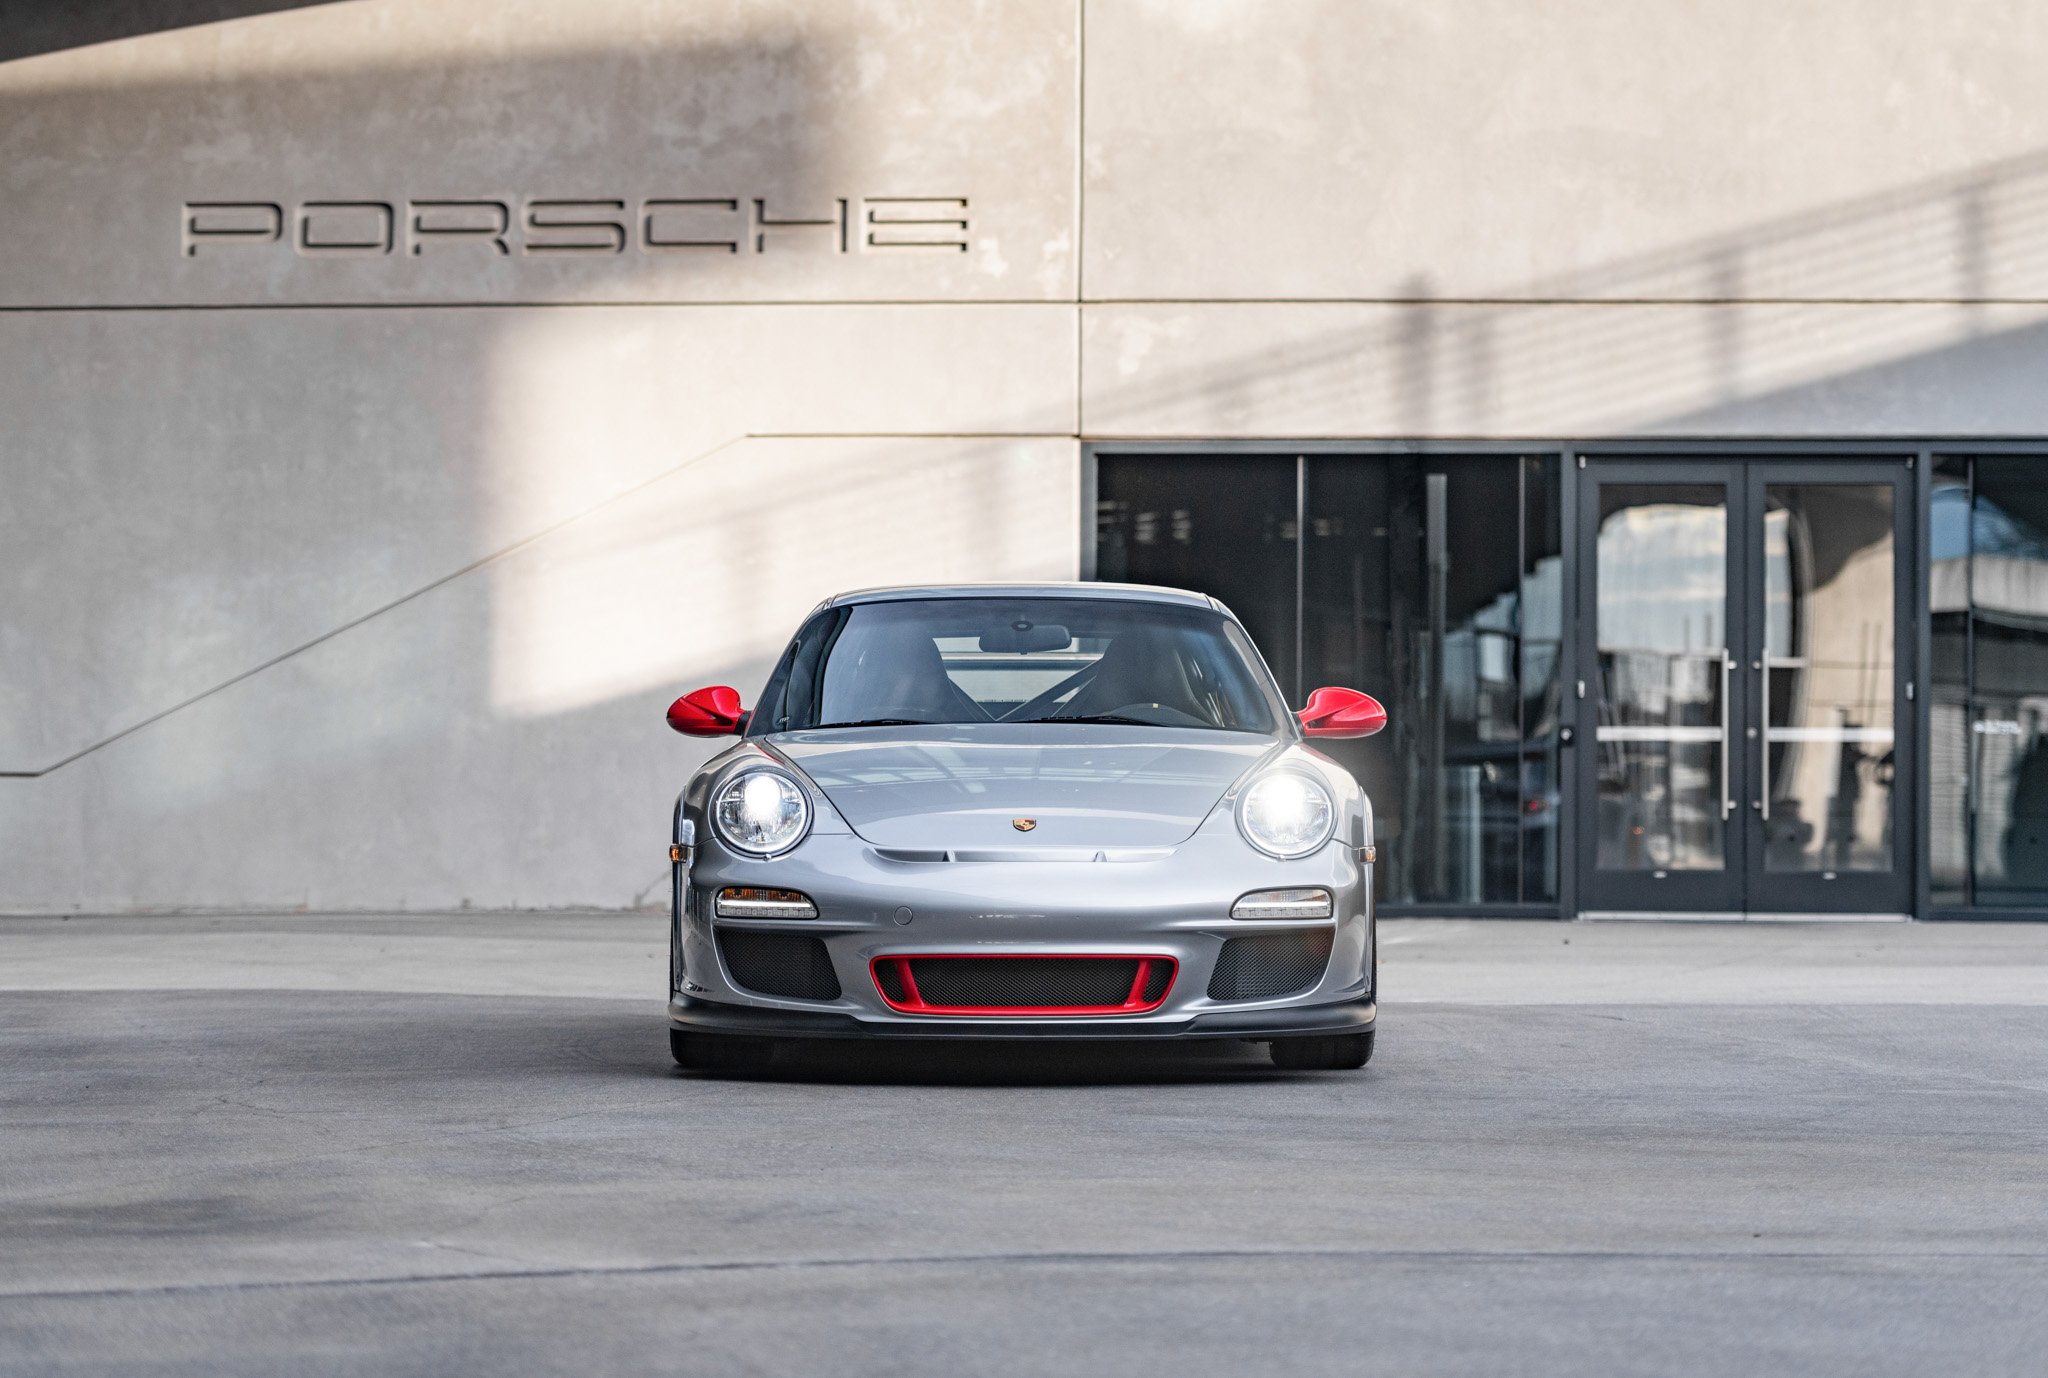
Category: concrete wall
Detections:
[{"x1": 8, "y1": 0, "x2": 2048, "y2": 908}]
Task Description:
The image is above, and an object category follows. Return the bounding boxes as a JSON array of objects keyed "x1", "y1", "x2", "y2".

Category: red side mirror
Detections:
[
  {"x1": 667, "y1": 685, "x2": 746, "y2": 737},
  {"x1": 1297, "y1": 686, "x2": 1386, "y2": 739}
]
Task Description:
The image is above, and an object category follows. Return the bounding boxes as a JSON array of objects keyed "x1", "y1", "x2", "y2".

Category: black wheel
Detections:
[
  {"x1": 670, "y1": 1029, "x2": 777, "y2": 1073},
  {"x1": 1268, "y1": 1031, "x2": 1373, "y2": 1071}
]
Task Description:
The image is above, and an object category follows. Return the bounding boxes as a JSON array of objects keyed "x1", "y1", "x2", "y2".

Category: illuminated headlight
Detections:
[
  {"x1": 1232, "y1": 887, "x2": 1334, "y2": 919},
  {"x1": 712, "y1": 768, "x2": 812, "y2": 856},
  {"x1": 1236, "y1": 771, "x2": 1336, "y2": 859}
]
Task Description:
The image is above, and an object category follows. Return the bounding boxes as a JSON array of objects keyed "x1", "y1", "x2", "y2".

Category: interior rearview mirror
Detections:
[{"x1": 977, "y1": 621, "x2": 1071, "y2": 654}]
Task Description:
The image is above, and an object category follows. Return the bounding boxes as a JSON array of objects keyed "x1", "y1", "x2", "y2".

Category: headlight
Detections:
[
  {"x1": 712, "y1": 768, "x2": 812, "y2": 856},
  {"x1": 1236, "y1": 771, "x2": 1336, "y2": 858}
]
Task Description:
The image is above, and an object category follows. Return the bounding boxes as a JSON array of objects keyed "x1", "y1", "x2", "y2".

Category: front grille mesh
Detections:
[
  {"x1": 1208, "y1": 929, "x2": 1334, "y2": 1001},
  {"x1": 718, "y1": 930, "x2": 841, "y2": 1001},
  {"x1": 904, "y1": 957, "x2": 1143, "y2": 1009}
]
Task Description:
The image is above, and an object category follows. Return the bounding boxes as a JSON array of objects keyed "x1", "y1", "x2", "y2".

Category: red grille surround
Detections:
[{"x1": 870, "y1": 953, "x2": 1178, "y2": 1016}]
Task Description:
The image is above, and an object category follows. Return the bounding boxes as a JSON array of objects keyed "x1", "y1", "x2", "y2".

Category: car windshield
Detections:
[{"x1": 752, "y1": 596, "x2": 1285, "y2": 734}]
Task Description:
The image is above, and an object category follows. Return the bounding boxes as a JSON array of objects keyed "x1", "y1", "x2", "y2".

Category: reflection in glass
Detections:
[
  {"x1": 1761, "y1": 486, "x2": 1895, "y2": 873},
  {"x1": 1094, "y1": 455, "x2": 1299, "y2": 701},
  {"x1": 1301, "y1": 456, "x2": 1559, "y2": 905},
  {"x1": 1969, "y1": 459, "x2": 2048, "y2": 906},
  {"x1": 1594, "y1": 486, "x2": 1727, "y2": 871},
  {"x1": 1520, "y1": 459, "x2": 1564, "y2": 903},
  {"x1": 1101, "y1": 453, "x2": 1560, "y2": 908},
  {"x1": 1927, "y1": 461, "x2": 1970, "y2": 905}
]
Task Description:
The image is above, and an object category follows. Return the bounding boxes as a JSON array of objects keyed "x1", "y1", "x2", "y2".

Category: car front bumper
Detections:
[{"x1": 669, "y1": 825, "x2": 1375, "y2": 1041}]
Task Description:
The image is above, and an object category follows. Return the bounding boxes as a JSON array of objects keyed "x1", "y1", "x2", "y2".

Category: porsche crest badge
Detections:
[{"x1": 1011, "y1": 818, "x2": 1037, "y2": 832}]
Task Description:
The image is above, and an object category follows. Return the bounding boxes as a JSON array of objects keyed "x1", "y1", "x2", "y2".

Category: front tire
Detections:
[
  {"x1": 1268, "y1": 1030, "x2": 1373, "y2": 1071},
  {"x1": 670, "y1": 1029, "x2": 777, "y2": 1073}
]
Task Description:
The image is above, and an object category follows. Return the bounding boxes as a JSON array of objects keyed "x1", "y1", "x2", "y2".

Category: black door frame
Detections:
[
  {"x1": 1082, "y1": 438, "x2": 1982, "y2": 920},
  {"x1": 1573, "y1": 460, "x2": 1748, "y2": 915},
  {"x1": 1573, "y1": 456, "x2": 1917, "y2": 917},
  {"x1": 1741, "y1": 459, "x2": 1917, "y2": 915}
]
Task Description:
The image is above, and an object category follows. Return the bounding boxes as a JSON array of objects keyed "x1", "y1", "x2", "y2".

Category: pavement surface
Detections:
[{"x1": 2, "y1": 914, "x2": 2045, "y2": 1376}]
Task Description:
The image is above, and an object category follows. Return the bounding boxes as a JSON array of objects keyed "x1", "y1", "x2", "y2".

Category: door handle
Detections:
[
  {"x1": 1758, "y1": 657, "x2": 1770, "y2": 821},
  {"x1": 1721, "y1": 653, "x2": 1734, "y2": 820}
]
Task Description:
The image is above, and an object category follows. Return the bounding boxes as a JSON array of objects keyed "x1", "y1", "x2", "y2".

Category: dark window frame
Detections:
[
  {"x1": 1086, "y1": 438, "x2": 2048, "y2": 922},
  {"x1": 1928, "y1": 453, "x2": 2048, "y2": 919}
]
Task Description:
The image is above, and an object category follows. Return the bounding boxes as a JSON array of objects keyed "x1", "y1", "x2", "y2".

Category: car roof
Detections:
[{"x1": 822, "y1": 582, "x2": 1225, "y2": 612}]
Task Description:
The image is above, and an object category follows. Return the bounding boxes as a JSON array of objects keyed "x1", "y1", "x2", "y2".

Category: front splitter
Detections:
[{"x1": 667, "y1": 993, "x2": 1374, "y2": 1041}]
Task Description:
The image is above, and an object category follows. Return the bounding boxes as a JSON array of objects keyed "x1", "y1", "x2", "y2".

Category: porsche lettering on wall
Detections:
[{"x1": 179, "y1": 196, "x2": 970, "y2": 257}]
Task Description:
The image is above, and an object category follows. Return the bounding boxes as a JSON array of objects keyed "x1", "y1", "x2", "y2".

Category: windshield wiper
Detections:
[
  {"x1": 811, "y1": 718, "x2": 937, "y2": 729},
  {"x1": 1015, "y1": 714, "x2": 1162, "y2": 727}
]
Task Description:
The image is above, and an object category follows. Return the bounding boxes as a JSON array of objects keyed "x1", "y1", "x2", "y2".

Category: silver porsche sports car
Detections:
[{"x1": 662, "y1": 583, "x2": 1387, "y2": 1072}]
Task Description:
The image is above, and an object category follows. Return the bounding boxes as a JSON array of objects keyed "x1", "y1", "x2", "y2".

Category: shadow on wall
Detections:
[
  {"x1": 11, "y1": 9, "x2": 2048, "y2": 907},
  {"x1": 1088, "y1": 149, "x2": 2048, "y2": 438},
  {"x1": 0, "y1": 21, "x2": 820, "y2": 904},
  {"x1": 0, "y1": 5, "x2": 1081, "y2": 909}
]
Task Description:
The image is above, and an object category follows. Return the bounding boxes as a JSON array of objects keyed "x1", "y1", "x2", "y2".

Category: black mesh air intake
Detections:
[
  {"x1": 1140, "y1": 959, "x2": 1175, "y2": 1004},
  {"x1": 907, "y1": 957, "x2": 1141, "y2": 1009},
  {"x1": 718, "y1": 930, "x2": 841, "y2": 1001},
  {"x1": 1208, "y1": 929, "x2": 1334, "y2": 1001}
]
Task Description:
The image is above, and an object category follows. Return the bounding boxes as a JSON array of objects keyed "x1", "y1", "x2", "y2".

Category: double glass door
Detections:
[{"x1": 1576, "y1": 460, "x2": 1914, "y2": 915}]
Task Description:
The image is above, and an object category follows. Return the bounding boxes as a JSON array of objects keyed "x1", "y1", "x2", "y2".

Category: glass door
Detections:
[
  {"x1": 1576, "y1": 459, "x2": 1913, "y2": 916},
  {"x1": 1577, "y1": 463, "x2": 1745, "y2": 913},
  {"x1": 1744, "y1": 463, "x2": 1912, "y2": 914}
]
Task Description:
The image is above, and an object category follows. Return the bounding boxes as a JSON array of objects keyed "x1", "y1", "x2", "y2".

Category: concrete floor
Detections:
[{"x1": 2, "y1": 916, "x2": 2045, "y2": 1376}]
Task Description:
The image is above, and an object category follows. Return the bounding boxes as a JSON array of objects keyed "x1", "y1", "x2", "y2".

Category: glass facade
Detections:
[
  {"x1": 1098, "y1": 447, "x2": 2048, "y2": 918},
  {"x1": 1098, "y1": 453, "x2": 1561, "y2": 910},
  {"x1": 1929, "y1": 457, "x2": 2048, "y2": 909},
  {"x1": 1091, "y1": 454, "x2": 1298, "y2": 699}
]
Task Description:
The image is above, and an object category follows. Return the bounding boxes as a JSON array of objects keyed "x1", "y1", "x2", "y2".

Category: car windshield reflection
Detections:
[{"x1": 755, "y1": 597, "x2": 1286, "y2": 735}]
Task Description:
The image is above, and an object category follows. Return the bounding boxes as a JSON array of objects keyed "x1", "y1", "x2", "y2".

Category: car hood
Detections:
[{"x1": 769, "y1": 725, "x2": 1279, "y2": 851}]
